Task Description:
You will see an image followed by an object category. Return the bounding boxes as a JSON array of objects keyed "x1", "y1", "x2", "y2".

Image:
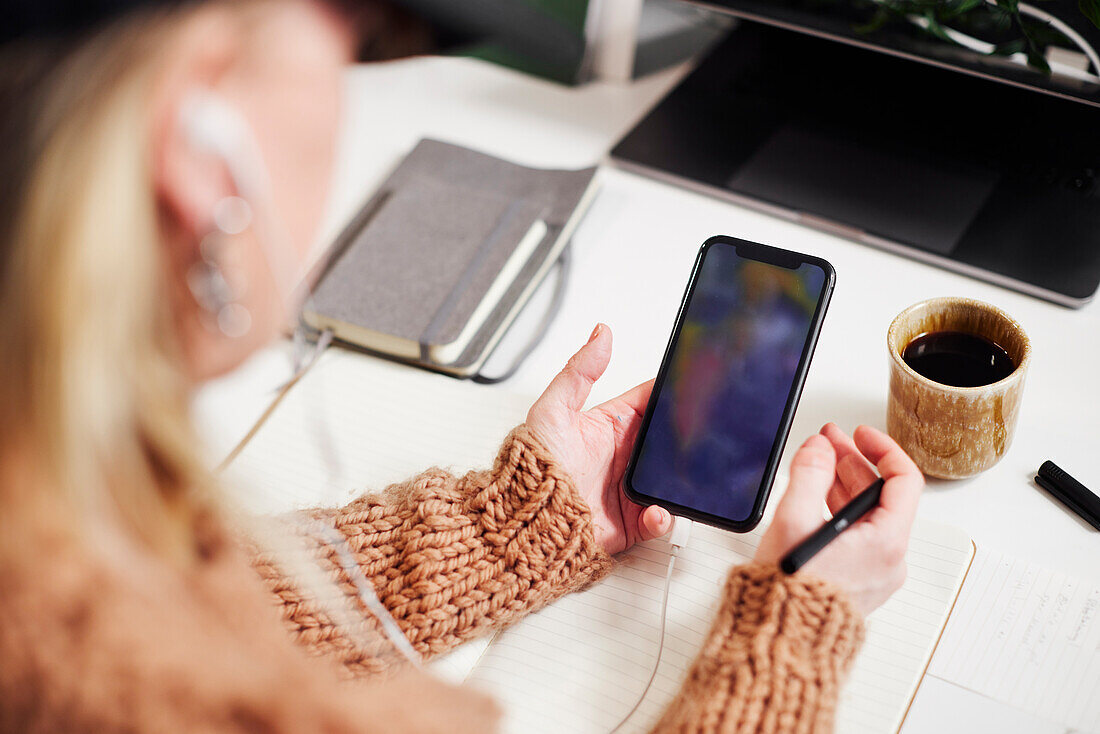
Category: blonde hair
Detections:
[
  {"x1": 0, "y1": 8, "x2": 426, "y2": 670},
  {"x1": 0, "y1": 7, "x2": 214, "y2": 564}
]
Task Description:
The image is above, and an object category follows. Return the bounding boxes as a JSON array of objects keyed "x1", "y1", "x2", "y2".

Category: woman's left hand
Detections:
[{"x1": 526, "y1": 324, "x2": 673, "y2": 555}]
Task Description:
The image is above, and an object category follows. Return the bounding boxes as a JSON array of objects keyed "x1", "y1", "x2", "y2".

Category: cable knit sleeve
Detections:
[
  {"x1": 251, "y1": 424, "x2": 614, "y2": 675},
  {"x1": 651, "y1": 563, "x2": 864, "y2": 734}
]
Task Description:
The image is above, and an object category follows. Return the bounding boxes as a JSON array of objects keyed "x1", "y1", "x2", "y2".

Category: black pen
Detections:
[
  {"x1": 780, "y1": 478, "x2": 885, "y2": 574},
  {"x1": 1035, "y1": 461, "x2": 1100, "y2": 531}
]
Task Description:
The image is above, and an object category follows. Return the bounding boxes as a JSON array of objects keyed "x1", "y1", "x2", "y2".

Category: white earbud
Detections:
[
  {"x1": 177, "y1": 90, "x2": 299, "y2": 312},
  {"x1": 179, "y1": 91, "x2": 265, "y2": 202}
]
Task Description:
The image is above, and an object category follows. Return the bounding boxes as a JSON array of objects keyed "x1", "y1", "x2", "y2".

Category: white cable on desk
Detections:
[{"x1": 609, "y1": 517, "x2": 694, "y2": 734}]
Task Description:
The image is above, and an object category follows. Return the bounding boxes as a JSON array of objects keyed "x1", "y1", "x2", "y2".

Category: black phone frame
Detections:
[{"x1": 623, "y1": 235, "x2": 836, "y2": 533}]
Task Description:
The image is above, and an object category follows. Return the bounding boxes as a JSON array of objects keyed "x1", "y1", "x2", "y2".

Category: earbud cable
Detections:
[{"x1": 609, "y1": 518, "x2": 693, "y2": 733}]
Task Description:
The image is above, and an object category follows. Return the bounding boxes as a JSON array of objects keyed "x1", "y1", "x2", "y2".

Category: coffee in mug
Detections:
[
  {"x1": 887, "y1": 297, "x2": 1031, "y2": 479},
  {"x1": 901, "y1": 331, "x2": 1015, "y2": 388}
]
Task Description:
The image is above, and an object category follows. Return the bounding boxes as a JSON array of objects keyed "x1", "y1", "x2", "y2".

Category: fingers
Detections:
[
  {"x1": 853, "y1": 425, "x2": 923, "y2": 530},
  {"x1": 637, "y1": 505, "x2": 673, "y2": 541},
  {"x1": 776, "y1": 434, "x2": 837, "y2": 532},
  {"x1": 535, "y1": 324, "x2": 612, "y2": 414},
  {"x1": 598, "y1": 378, "x2": 654, "y2": 419},
  {"x1": 820, "y1": 423, "x2": 876, "y2": 510},
  {"x1": 826, "y1": 454, "x2": 878, "y2": 514},
  {"x1": 820, "y1": 422, "x2": 869, "y2": 468},
  {"x1": 836, "y1": 454, "x2": 878, "y2": 496},
  {"x1": 819, "y1": 422, "x2": 878, "y2": 511}
]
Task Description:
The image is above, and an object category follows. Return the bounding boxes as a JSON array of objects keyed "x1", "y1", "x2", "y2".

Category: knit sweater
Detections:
[{"x1": 0, "y1": 426, "x2": 863, "y2": 733}]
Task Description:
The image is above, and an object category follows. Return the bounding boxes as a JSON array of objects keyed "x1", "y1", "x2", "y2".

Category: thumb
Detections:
[
  {"x1": 637, "y1": 505, "x2": 673, "y2": 542},
  {"x1": 533, "y1": 324, "x2": 612, "y2": 414},
  {"x1": 775, "y1": 434, "x2": 836, "y2": 533}
]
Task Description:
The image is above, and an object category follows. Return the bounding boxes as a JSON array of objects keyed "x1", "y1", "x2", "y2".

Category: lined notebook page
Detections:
[
  {"x1": 465, "y1": 516, "x2": 974, "y2": 734},
  {"x1": 928, "y1": 548, "x2": 1100, "y2": 732},
  {"x1": 222, "y1": 348, "x2": 533, "y2": 515}
]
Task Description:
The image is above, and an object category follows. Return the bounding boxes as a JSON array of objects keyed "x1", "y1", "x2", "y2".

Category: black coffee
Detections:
[{"x1": 902, "y1": 331, "x2": 1015, "y2": 387}]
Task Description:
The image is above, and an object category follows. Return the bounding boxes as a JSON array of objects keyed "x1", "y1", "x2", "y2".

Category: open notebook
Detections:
[{"x1": 224, "y1": 348, "x2": 975, "y2": 734}]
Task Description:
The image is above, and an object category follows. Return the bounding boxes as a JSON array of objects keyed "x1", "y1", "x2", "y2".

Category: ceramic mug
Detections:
[{"x1": 887, "y1": 297, "x2": 1031, "y2": 479}]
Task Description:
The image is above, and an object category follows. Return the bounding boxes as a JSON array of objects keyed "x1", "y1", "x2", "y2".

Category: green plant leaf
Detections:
[
  {"x1": 944, "y1": 0, "x2": 985, "y2": 17},
  {"x1": 854, "y1": 7, "x2": 892, "y2": 34},
  {"x1": 986, "y1": 4, "x2": 1014, "y2": 31},
  {"x1": 922, "y1": 11, "x2": 957, "y2": 42},
  {"x1": 1023, "y1": 32, "x2": 1053, "y2": 74},
  {"x1": 1081, "y1": 0, "x2": 1100, "y2": 28},
  {"x1": 1027, "y1": 49, "x2": 1053, "y2": 73},
  {"x1": 991, "y1": 38, "x2": 1027, "y2": 56}
]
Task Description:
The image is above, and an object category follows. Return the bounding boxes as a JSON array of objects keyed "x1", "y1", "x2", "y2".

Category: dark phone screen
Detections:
[{"x1": 631, "y1": 245, "x2": 827, "y2": 523}]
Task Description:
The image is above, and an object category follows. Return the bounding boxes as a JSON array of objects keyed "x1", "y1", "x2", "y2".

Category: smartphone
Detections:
[{"x1": 624, "y1": 236, "x2": 835, "y2": 533}]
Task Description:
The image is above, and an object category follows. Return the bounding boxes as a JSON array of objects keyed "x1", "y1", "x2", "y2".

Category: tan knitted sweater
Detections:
[{"x1": 0, "y1": 426, "x2": 863, "y2": 733}]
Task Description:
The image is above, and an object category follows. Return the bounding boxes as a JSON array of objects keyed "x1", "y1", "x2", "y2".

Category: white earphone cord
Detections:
[
  {"x1": 306, "y1": 520, "x2": 422, "y2": 667},
  {"x1": 609, "y1": 518, "x2": 693, "y2": 734}
]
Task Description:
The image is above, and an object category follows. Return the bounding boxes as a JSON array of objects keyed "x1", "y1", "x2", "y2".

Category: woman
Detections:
[{"x1": 0, "y1": 1, "x2": 923, "y2": 732}]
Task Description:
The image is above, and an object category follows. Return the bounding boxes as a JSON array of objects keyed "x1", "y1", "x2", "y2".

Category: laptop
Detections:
[{"x1": 612, "y1": 17, "x2": 1100, "y2": 306}]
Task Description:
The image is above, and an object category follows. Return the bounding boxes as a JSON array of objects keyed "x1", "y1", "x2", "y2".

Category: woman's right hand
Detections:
[{"x1": 754, "y1": 423, "x2": 925, "y2": 616}]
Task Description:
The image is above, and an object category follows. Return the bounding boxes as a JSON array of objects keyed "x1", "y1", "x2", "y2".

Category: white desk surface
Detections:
[{"x1": 194, "y1": 54, "x2": 1099, "y2": 733}]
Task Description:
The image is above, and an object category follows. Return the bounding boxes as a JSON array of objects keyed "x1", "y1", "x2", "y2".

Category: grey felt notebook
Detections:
[{"x1": 304, "y1": 139, "x2": 599, "y2": 376}]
